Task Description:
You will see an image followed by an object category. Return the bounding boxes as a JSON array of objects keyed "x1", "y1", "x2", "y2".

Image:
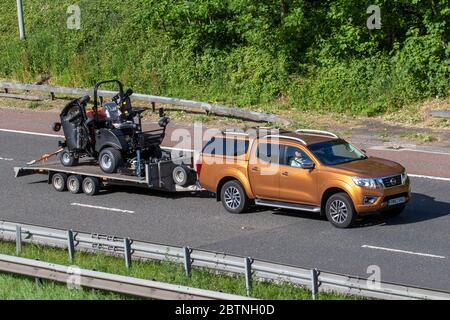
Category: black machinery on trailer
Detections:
[{"x1": 14, "y1": 80, "x2": 198, "y2": 195}]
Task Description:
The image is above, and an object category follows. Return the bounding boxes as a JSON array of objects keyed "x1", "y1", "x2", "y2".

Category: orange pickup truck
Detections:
[{"x1": 197, "y1": 128, "x2": 410, "y2": 228}]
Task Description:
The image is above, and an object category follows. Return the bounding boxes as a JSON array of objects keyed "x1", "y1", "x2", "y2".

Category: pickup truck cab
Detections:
[{"x1": 197, "y1": 129, "x2": 410, "y2": 228}]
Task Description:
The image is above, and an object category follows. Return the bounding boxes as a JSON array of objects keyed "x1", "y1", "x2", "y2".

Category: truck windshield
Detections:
[{"x1": 308, "y1": 140, "x2": 367, "y2": 165}]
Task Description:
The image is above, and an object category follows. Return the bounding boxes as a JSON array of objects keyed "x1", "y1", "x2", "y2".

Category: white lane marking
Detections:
[
  {"x1": 362, "y1": 245, "x2": 446, "y2": 259},
  {"x1": 0, "y1": 157, "x2": 13, "y2": 161},
  {"x1": 71, "y1": 202, "x2": 135, "y2": 214},
  {"x1": 0, "y1": 128, "x2": 63, "y2": 138},
  {"x1": 369, "y1": 146, "x2": 450, "y2": 156},
  {"x1": 409, "y1": 174, "x2": 450, "y2": 182}
]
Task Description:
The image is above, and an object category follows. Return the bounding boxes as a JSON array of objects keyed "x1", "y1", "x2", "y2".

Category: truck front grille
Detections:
[{"x1": 382, "y1": 175, "x2": 402, "y2": 188}]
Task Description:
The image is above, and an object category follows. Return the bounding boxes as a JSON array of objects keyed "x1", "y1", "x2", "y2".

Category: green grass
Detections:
[
  {"x1": 0, "y1": 274, "x2": 130, "y2": 300},
  {"x1": 0, "y1": 241, "x2": 359, "y2": 300}
]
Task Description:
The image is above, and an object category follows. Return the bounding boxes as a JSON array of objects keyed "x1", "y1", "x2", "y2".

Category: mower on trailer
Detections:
[{"x1": 52, "y1": 80, "x2": 172, "y2": 176}]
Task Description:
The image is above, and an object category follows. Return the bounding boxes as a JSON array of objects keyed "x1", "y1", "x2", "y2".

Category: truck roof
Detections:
[{"x1": 219, "y1": 128, "x2": 339, "y2": 146}]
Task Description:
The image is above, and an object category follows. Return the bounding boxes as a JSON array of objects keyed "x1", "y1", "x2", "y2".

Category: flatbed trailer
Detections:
[{"x1": 14, "y1": 157, "x2": 201, "y2": 195}]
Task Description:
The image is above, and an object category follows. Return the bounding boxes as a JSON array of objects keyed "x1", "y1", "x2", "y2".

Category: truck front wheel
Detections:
[
  {"x1": 220, "y1": 180, "x2": 249, "y2": 214},
  {"x1": 325, "y1": 193, "x2": 356, "y2": 228}
]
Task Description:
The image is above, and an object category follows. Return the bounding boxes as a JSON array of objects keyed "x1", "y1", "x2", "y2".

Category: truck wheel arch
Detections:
[
  {"x1": 216, "y1": 176, "x2": 254, "y2": 201},
  {"x1": 321, "y1": 186, "x2": 353, "y2": 216}
]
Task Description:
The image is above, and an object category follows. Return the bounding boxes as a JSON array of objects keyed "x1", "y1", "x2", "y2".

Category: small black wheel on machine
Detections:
[
  {"x1": 59, "y1": 149, "x2": 78, "y2": 167},
  {"x1": 99, "y1": 148, "x2": 123, "y2": 173}
]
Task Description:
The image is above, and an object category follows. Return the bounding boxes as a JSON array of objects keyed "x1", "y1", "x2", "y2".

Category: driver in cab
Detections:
[{"x1": 290, "y1": 150, "x2": 307, "y2": 168}]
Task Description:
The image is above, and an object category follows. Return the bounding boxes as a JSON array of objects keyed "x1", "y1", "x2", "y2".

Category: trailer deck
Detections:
[
  {"x1": 15, "y1": 160, "x2": 149, "y2": 184},
  {"x1": 14, "y1": 158, "x2": 202, "y2": 194}
]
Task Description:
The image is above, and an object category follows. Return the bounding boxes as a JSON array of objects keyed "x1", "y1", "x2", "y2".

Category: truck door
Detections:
[
  {"x1": 248, "y1": 142, "x2": 281, "y2": 200},
  {"x1": 278, "y1": 144, "x2": 318, "y2": 205}
]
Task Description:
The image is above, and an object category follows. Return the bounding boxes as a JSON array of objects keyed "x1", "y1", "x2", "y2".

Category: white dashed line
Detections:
[
  {"x1": 408, "y1": 174, "x2": 450, "y2": 182},
  {"x1": 71, "y1": 203, "x2": 135, "y2": 214},
  {"x1": 362, "y1": 245, "x2": 446, "y2": 259},
  {"x1": 0, "y1": 157, "x2": 13, "y2": 161},
  {"x1": 0, "y1": 128, "x2": 63, "y2": 138}
]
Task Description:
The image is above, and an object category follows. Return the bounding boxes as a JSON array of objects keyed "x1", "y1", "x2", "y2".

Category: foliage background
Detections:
[{"x1": 0, "y1": 0, "x2": 448, "y2": 115}]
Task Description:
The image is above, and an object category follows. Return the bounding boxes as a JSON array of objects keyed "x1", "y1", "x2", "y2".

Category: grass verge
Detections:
[{"x1": 0, "y1": 241, "x2": 359, "y2": 300}]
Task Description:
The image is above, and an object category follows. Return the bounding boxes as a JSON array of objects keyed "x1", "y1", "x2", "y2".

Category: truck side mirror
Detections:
[{"x1": 302, "y1": 162, "x2": 315, "y2": 170}]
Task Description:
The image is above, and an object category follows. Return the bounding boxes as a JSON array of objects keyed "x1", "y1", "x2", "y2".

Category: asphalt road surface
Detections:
[{"x1": 1, "y1": 130, "x2": 450, "y2": 292}]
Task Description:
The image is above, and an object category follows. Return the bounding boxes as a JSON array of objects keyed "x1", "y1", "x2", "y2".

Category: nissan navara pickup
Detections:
[{"x1": 197, "y1": 129, "x2": 410, "y2": 228}]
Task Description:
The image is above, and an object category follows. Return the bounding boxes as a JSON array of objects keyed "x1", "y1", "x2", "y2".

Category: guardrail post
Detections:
[
  {"x1": 244, "y1": 257, "x2": 253, "y2": 296},
  {"x1": 16, "y1": 0, "x2": 25, "y2": 40},
  {"x1": 311, "y1": 268, "x2": 319, "y2": 300},
  {"x1": 16, "y1": 226, "x2": 22, "y2": 255},
  {"x1": 50, "y1": 92, "x2": 56, "y2": 100},
  {"x1": 67, "y1": 230, "x2": 75, "y2": 262},
  {"x1": 124, "y1": 238, "x2": 132, "y2": 269},
  {"x1": 151, "y1": 102, "x2": 156, "y2": 113},
  {"x1": 183, "y1": 247, "x2": 192, "y2": 278}
]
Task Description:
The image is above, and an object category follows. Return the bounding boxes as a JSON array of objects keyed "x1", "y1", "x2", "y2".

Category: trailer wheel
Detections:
[
  {"x1": 99, "y1": 148, "x2": 123, "y2": 173},
  {"x1": 82, "y1": 177, "x2": 100, "y2": 196},
  {"x1": 60, "y1": 150, "x2": 78, "y2": 167},
  {"x1": 67, "y1": 175, "x2": 83, "y2": 194},
  {"x1": 52, "y1": 173, "x2": 68, "y2": 192}
]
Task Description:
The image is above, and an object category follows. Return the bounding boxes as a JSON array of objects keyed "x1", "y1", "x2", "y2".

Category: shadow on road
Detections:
[
  {"x1": 102, "y1": 185, "x2": 216, "y2": 199},
  {"x1": 256, "y1": 192, "x2": 450, "y2": 228},
  {"x1": 358, "y1": 192, "x2": 450, "y2": 227}
]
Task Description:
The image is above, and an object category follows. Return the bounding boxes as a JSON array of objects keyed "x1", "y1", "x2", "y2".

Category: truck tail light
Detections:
[{"x1": 196, "y1": 160, "x2": 202, "y2": 177}]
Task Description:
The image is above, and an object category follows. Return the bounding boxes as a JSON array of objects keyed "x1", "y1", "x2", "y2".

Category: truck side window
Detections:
[
  {"x1": 283, "y1": 146, "x2": 313, "y2": 168},
  {"x1": 202, "y1": 137, "x2": 249, "y2": 156},
  {"x1": 257, "y1": 143, "x2": 280, "y2": 164}
]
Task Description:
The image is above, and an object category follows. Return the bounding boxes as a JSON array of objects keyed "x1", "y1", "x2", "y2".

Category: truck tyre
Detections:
[
  {"x1": 99, "y1": 148, "x2": 122, "y2": 173},
  {"x1": 220, "y1": 180, "x2": 249, "y2": 214},
  {"x1": 60, "y1": 149, "x2": 78, "y2": 167},
  {"x1": 325, "y1": 193, "x2": 356, "y2": 228},
  {"x1": 52, "y1": 173, "x2": 68, "y2": 192},
  {"x1": 173, "y1": 166, "x2": 191, "y2": 187},
  {"x1": 67, "y1": 175, "x2": 83, "y2": 194},
  {"x1": 82, "y1": 177, "x2": 100, "y2": 196}
]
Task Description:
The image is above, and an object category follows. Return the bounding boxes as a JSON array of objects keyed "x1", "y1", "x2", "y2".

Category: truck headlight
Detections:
[{"x1": 352, "y1": 177, "x2": 381, "y2": 189}]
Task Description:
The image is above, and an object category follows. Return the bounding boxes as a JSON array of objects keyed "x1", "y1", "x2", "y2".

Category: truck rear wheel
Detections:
[
  {"x1": 82, "y1": 177, "x2": 100, "y2": 196},
  {"x1": 67, "y1": 175, "x2": 83, "y2": 194},
  {"x1": 220, "y1": 180, "x2": 249, "y2": 214},
  {"x1": 325, "y1": 193, "x2": 356, "y2": 228},
  {"x1": 52, "y1": 173, "x2": 68, "y2": 192}
]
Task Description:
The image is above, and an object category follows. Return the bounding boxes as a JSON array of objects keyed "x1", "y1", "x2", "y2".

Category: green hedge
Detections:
[{"x1": 0, "y1": 0, "x2": 448, "y2": 115}]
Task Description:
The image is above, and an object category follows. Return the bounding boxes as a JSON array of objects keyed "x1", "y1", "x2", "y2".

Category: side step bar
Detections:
[{"x1": 255, "y1": 199, "x2": 321, "y2": 213}]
